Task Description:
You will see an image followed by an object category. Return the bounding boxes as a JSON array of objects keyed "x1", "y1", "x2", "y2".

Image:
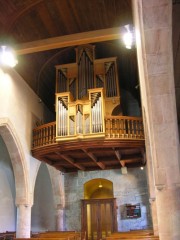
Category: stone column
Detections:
[
  {"x1": 56, "y1": 206, "x2": 64, "y2": 231},
  {"x1": 16, "y1": 204, "x2": 31, "y2": 238},
  {"x1": 146, "y1": 139, "x2": 159, "y2": 235},
  {"x1": 132, "y1": 0, "x2": 180, "y2": 239},
  {"x1": 155, "y1": 185, "x2": 180, "y2": 239}
]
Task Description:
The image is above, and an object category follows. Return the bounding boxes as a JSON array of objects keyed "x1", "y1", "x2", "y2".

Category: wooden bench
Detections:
[
  {"x1": 15, "y1": 238, "x2": 74, "y2": 240},
  {"x1": 106, "y1": 235, "x2": 159, "y2": 240},
  {"x1": 106, "y1": 237, "x2": 159, "y2": 240},
  {"x1": 37, "y1": 232, "x2": 81, "y2": 240},
  {"x1": 31, "y1": 232, "x2": 76, "y2": 238},
  {"x1": 105, "y1": 230, "x2": 159, "y2": 240},
  {"x1": 0, "y1": 235, "x2": 6, "y2": 240},
  {"x1": 44, "y1": 232, "x2": 75, "y2": 234},
  {"x1": 0, "y1": 232, "x2": 15, "y2": 240}
]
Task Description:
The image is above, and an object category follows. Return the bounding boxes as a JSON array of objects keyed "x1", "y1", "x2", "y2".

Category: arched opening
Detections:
[
  {"x1": 31, "y1": 163, "x2": 56, "y2": 232},
  {"x1": 82, "y1": 179, "x2": 117, "y2": 240},
  {"x1": 84, "y1": 178, "x2": 113, "y2": 199},
  {"x1": 0, "y1": 135, "x2": 16, "y2": 231}
]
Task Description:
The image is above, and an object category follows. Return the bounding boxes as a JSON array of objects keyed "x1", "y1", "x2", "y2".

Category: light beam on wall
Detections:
[{"x1": 0, "y1": 46, "x2": 18, "y2": 68}]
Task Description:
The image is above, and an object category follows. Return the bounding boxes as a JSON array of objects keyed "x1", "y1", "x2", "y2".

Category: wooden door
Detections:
[{"x1": 81, "y1": 198, "x2": 117, "y2": 240}]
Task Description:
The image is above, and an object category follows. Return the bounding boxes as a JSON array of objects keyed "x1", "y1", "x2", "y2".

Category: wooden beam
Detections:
[
  {"x1": 38, "y1": 156, "x2": 66, "y2": 172},
  {"x1": 38, "y1": 156, "x2": 52, "y2": 165},
  {"x1": 114, "y1": 149, "x2": 125, "y2": 167},
  {"x1": 83, "y1": 149, "x2": 105, "y2": 170},
  {"x1": 15, "y1": 27, "x2": 121, "y2": 55},
  {"x1": 55, "y1": 152, "x2": 85, "y2": 171},
  {"x1": 51, "y1": 162, "x2": 66, "y2": 172},
  {"x1": 140, "y1": 148, "x2": 146, "y2": 165},
  {"x1": 123, "y1": 157, "x2": 142, "y2": 163}
]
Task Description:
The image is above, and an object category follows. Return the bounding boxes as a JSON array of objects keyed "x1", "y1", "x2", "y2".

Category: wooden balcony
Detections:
[{"x1": 32, "y1": 116, "x2": 145, "y2": 172}]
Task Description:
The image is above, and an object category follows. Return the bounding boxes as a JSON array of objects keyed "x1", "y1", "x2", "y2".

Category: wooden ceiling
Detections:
[
  {"x1": 0, "y1": 0, "x2": 132, "y2": 43},
  {"x1": 0, "y1": 0, "x2": 139, "y2": 114},
  {"x1": 0, "y1": 1, "x2": 179, "y2": 124},
  {"x1": 0, "y1": 0, "x2": 179, "y2": 122},
  {"x1": 32, "y1": 139, "x2": 145, "y2": 172}
]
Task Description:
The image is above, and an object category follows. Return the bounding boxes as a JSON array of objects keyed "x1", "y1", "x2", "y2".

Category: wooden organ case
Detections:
[{"x1": 55, "y1": 44, "x2": 121, "y2": 141}]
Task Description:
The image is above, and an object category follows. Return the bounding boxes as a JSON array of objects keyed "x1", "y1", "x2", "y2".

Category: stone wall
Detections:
[{"x1": 64, "y1": 168, "x2": 152, "y2": 231}]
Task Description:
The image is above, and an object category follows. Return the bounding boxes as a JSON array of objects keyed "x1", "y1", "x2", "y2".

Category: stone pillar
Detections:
[
  {"x1": 146, "y1": 140, "x2": 159, "y2": 235},
  {"x1": 132, "y1": 0, "x2": 180, "y2": 239},
  {"x1": 56, "y1": 206, "x2": 64, "y2": 231},
  {"x1": 16, "y1": 204, "x2": 31, "y2": 238},
  {"x1": 155, "y1": 185, "x2": 180, "y2": 239},
  {"x1": 149, "y1": 198, "x2": 158, "y2": 236}
]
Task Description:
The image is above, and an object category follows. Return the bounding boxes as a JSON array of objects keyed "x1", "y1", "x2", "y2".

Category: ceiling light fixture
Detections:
[
  {"x1": 98, "y1": 182, "x2": 103, "y2": 188},
  {"x1": 0, "y1": 46, "x2": 18, "y2": 68},
  {"x1": 122, "y1": 24, "x2": 135, "y2": 49}
]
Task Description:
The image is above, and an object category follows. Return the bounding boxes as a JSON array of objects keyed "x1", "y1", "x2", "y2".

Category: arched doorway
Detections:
[{"x1": 81, "y1": 179, "x2": 117, "y2": 240}]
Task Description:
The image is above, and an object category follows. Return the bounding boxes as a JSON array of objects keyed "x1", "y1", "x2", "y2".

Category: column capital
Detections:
[
  {"x1": 149, "y1": 197, "x2": 156, "y2": 204},
  {"x1": 155, "y1": 183, "x2": 180, "y2": 192},
  {"x1": 16, "y1": 203, "x2": 33, "y2": 208},
  {"x1": 56, "y1": 204, "x2": 65, "y2": 210},
  {"x1": 155, "y1": 184, "x2": 166, "y2": 191}
]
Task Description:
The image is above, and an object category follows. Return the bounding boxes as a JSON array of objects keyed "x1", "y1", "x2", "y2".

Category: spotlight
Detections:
[
  {"x1": 0, "y1": 45, "x2": 18, "y2": 68},
  {"x1": 122, "y1": 24, "x2": 135, "y2": 49},
  {"x1": 121, "y1": 166, "x2": 128, "y2": 174}
]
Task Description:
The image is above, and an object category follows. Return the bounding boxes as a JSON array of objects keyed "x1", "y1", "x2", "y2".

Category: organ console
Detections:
[{"x1": 55, "y1": 44, "x2": 121, "y2": 141}]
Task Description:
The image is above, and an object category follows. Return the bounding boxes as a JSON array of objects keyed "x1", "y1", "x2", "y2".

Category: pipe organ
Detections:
[{"x1": 55, "y1": 44, "x2": 120, "y2": 140}]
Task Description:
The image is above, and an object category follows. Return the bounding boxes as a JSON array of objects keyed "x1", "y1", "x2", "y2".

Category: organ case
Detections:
[{"x1": 55, "y1": 44, "x2": 121, "y2": 141}]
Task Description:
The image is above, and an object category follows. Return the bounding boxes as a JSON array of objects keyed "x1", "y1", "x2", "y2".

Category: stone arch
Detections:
[
  {"x1": 31, "y1": 162, "x2": 65, "y2": 208},
  {"x1": 32, "y1": 163, "x2": 65, "y2": 230},
  {"x1": 0, "y1": 118, "x2": 30, "y2": 205},
  {"x1": 47, "y1": 165, "x2": 65, "y2": 209}
]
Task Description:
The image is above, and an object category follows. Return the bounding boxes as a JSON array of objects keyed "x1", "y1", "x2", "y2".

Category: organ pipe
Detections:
[
  {"x1": 105, "y1": 62, "x2": 117, "y2": 97},
  {"x1": 91, "y1": 94, "x2": 103, "y2": 133},
  {"x1": 58, "y1": 98, "x2": 68, "y2": 136},
  {"x1": 58, "y1": 69, "x2": 67, "y2": 93},
  {"x1": 78, "y1": 47, "x2": 94, "y2": 99}
]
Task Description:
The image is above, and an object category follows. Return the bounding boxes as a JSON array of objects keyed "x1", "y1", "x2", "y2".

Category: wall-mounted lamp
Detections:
[
  {"x1": 121, "y1": 166, "x2": 128, "y2": 175},
  {"x1": 0, "y1": 45, "x2": 18, "y2": 68},
  {"x1": 122, "y1": 24, "x2": 135, "y2": 49}
]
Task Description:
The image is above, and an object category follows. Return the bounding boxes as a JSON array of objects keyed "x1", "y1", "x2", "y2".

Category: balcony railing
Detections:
[
  {"x1": 105, "y1": 116, "x2": 144, "y2": 139},
  {"x1": 32, "y1": 121, "x2": 56, "y2": 148},
  {"x1": 32, "y1": 116, "x2": 144, "y2": 149}
]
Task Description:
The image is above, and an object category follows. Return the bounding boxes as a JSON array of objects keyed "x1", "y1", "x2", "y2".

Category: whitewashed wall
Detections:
[
  {"x1": 0, "y1": 67, "x2": 55, "y2": 232},
  {"x1": 0, "y1": 67, "x2": 53, "y2": 202}
]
